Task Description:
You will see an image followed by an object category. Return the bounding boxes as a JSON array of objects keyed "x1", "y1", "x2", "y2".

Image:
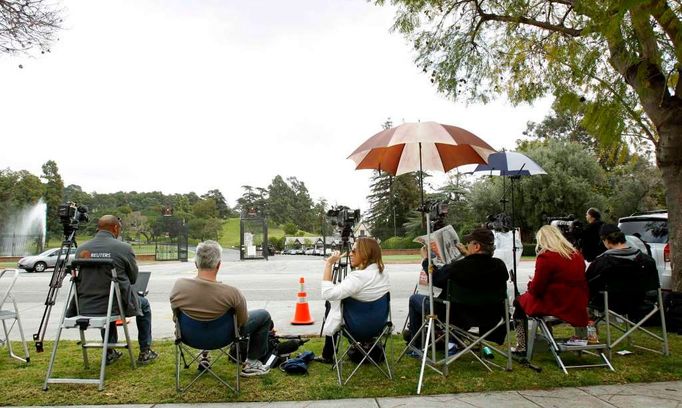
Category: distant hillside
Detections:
[{"x1": 220, "y1": 218, "x2": 309, "y2": 248}]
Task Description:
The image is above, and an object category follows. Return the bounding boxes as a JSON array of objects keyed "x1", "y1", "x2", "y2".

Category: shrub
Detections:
[
  {"x1": 523, "y1": 243, "x2": 536, "y2": 256},
  {"x1": 381, "y1": 236, "x2": 422, "y2": 249}
]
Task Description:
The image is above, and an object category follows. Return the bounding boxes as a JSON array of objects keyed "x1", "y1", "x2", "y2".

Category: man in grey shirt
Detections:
[
  {"x1": 170, "y1": 240, "x2": 273, "y2": 377},
  {"x1": 75, "y1": 215, "x2": 157, "y2": 365}
]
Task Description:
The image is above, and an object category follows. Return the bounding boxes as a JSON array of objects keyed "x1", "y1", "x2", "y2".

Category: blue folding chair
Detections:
[
  {"x1": 332, "y1": 292, "x2": 392, "y2": 385},
  {"x1": 175, "y1": 310, "x2": 244, "y2": 395}
]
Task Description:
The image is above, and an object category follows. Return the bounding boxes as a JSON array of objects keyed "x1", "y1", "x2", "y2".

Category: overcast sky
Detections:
[{"x1": 0, "y1": 0, "x2": 550, "y2": 212}]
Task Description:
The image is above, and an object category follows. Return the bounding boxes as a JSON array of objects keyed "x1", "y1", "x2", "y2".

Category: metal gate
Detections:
[
  {"x1": 240, "y1": 207, "x2": 268, "y2": 260},
  {"x1": 154, "y1": 215, "x2": 189, "y2": 261}
]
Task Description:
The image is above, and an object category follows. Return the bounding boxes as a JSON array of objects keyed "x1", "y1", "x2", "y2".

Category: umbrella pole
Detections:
[
  {"x1": 418, "y1": 144, "x2": 442, "y2": 392},
  {"x1": 510, "y1": 176, "x2": 520, "y2": 299},
  {"x1": 395, "y1": 144, "x2": 447, "y2": 393}
]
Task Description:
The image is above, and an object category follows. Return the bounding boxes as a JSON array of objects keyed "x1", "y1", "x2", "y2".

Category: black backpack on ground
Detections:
[{"x1": 347, "y1": 341, "x2": 385, "y2": 364}]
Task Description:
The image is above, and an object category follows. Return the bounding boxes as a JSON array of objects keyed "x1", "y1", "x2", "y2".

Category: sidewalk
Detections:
[{"x1": 10, "y1": 381, "x2": 682, "y2": 407}]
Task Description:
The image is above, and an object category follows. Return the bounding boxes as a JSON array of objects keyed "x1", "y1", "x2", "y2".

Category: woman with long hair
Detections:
[
  {"x1": 513, "y1": 225, "x2": 589, "y2": 353},
  {"x1": 317, "y1": 237, "x2": 390, "y2": 363}
]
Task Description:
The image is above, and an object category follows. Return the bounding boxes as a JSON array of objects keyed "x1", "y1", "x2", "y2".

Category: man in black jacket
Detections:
[
  {"x1": 74, "y1": 215, "x2": 157, "y2": 365},
  {"x1": 580, "y1": 207, "x2": 607, "y2": 262},
  {"x1": 406, "y1": 228, "x2": 509, "y2": 347},
  {"x1": 586, "y1": 223, "x2": 659, "y2": 315}
]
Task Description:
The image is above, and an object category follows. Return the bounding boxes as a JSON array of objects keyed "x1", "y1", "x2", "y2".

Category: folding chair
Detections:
[
  {"x1": 174, "y1": 309, "x2": 243, "y2": 395},
  {"x1": 526, "y1": 317, "x2": 614, "y2": 374},
  {"x1": 44, "y1": 259, "x2": 136, "y2": 391},
  {"x1": 440, "y1": 282, "x2": 512, "y2": 374},
  {"x1": 588, "y1": 254, "x2": 669, "y2": 357},
  {"x1": 0, "y1": 269, "x2": 30, "y2": 364},
  {"x1": 597, "y1": 288, "x2": 669, "y2": 357},
  {"x1": 332, "y1": 292, "x2": 392, "y2": 385}
]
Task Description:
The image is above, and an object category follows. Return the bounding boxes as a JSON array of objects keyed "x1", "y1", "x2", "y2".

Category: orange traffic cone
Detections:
[{"x1": 291, "y1": 277, "x2": 314, "y2": 325}]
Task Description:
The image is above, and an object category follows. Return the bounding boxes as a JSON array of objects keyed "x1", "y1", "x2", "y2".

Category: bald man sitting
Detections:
[{"x1": 74, "y1": 215, "x2": 158, "y2": 365}]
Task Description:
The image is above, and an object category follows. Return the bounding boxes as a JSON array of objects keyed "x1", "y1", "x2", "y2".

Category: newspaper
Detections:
[
  {"x1": 412, "y1": 225, "x2": 463, "y2": 293},
  {"x1": 413, "y1": 225, "x2": 464, "y2": 267}
]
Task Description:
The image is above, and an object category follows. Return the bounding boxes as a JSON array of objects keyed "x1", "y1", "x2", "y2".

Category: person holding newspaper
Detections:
[{"x1": 405, "y1": 228, "x2": 509, "y2": 349}]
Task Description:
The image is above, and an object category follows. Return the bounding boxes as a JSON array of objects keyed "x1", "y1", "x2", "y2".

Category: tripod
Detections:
[
  {"x1": 396, "y1": 210, "x2": 446, "y2": 394},
  {"x1": 33, "y1": 227, "x2": 78, "y2": 353},
  {"x1": 319, "y1": 230, "x2": 353, "y2": 337}
]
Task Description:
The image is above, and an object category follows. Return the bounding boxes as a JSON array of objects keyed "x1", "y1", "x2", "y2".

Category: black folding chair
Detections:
[
  {"x1": 589, "y1": 254, "x2": 669, "y2": 357},
  {"x1": 440, "y1": 282, "x2": 512, "y2": 374},
  {"x1": 174, "y1": 310, "x2": 244, "y2": 395},
  {"x1": 332, "y1": 292, "x2": 392, "y2": 385}
]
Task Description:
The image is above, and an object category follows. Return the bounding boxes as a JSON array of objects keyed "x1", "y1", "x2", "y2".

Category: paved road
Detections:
[{"x1": 5, "y1": 251, "x2": 535, "y2": 344}]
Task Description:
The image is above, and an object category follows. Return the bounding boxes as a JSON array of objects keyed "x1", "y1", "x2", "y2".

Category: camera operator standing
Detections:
[
  {"x1": 580, "y1": 208, "x2": 607, "y2": 262},
  {"x1": 73, "y1": 215, "x2": 157, "y2": 365}
]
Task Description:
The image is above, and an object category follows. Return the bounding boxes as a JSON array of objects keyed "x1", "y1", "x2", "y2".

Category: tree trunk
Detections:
[{"x1": 657, "y1": 123, "x2": 682, "y2": 291}]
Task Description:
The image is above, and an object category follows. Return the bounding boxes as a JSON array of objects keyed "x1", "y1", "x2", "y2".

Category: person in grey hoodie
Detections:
[{"x1": 585, "y1": 224, "x2": 658, "y2": 314}]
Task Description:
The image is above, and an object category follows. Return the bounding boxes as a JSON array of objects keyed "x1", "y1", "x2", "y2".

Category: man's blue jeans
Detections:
[
  {"x1": 103, "y1": 295, "x2": 152, "y2": 351},
  {"x1": 241, "y1": 309, "x2": 273, "y2": 361},
  {"x1": 408, "y1": 294, "x2": 430, "y2": 346}
]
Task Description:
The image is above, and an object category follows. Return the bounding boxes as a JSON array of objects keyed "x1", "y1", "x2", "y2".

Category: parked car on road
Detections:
[
  {"x1": 618, "y1": 210, "x2": 671, "y2": 289},
  {"x1": 17, "y1": 247, "x2": 77, "y2": 273},
  {"x1": 304, "y1": 248, "x2": 315, "y2": 255}
]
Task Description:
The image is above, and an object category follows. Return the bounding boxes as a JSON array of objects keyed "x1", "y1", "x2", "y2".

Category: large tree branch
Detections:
[
  {"x1": 473, "y1": 1, "x2": 583, "y2": 37},
  {"x1": 630, "y1": 6, "x2": 663, "y2": 66},
  {"x1": 647, "y1": 0, "x2": 682, "y2": 62}
]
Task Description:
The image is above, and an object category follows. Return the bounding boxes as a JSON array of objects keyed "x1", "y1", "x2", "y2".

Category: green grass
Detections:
[
  {"x1": 1, "y1": 328, "x2": 680, "y2": 405},
  {"x1": 219, "y1": 218, "x2": 303, "y2": 248},
  {"x1": 383, "y1": 254, "x2": 422, "y2": 263}
]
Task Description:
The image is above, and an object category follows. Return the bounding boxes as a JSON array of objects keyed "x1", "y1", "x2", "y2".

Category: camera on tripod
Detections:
[
  {"x1": 544, "y1": 215, "x2": 583, "y2": 247},
  {"x1": 34, "y1": 202, "x2": 89, "y2": 352},
  {"x1": 58, "y1": 202, "x2": 89, "y2": 234},
  {"x1": 326, "y1": 206, "x2": 361, "y2": 238},
  {"x1": 428, "y1": 201, "x2": 449, "y2": 231},
  {"x1": 485, "y1": 213, "x2": 512, "y2": 232}
]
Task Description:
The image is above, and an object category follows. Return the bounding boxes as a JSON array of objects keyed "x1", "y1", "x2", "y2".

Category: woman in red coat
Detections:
[{"x1": 513, "y1": 225, "x2": 589, "y2": 353}]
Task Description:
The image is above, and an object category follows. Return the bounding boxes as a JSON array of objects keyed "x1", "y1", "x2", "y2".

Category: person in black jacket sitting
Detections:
[
  {"x1": 406, "y1": 228, "x2": 509, "y2": 348},
  {"x1": 585, "y1": 223, "x2": 659, "y2": 315}
]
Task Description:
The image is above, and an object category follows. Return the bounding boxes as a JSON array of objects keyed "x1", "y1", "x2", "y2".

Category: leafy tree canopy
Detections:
[{"x1": 378, "y1": 0, "x2": 682, "y2": 289}]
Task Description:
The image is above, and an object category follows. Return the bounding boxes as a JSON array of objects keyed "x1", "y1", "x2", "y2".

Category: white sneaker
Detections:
[{"x1": 240, "y1": 360, "x2": 270, "y2": 377}]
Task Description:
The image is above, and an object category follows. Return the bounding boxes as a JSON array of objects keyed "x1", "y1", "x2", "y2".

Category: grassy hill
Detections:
[{"x1": 219, "y1": 218, "x2": 289, "y2": 248}]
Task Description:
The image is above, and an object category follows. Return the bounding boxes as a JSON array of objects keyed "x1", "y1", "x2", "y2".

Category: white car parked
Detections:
[
  {"x1": 618, "y1": 210, "x2": 671, "y2": 290},
  {"x1": 17, "y1": 247, "x2": 76, "y2": 273}
]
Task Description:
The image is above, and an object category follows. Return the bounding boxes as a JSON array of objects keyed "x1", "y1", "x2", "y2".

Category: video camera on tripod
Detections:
[
  {"x1": 327, "y1": 206, "x2": 360, "y2": 239},
  {"x1": 428, "y1": 201, "x2": 449, "y2": 232},
  {"x1": 544, "y1": 214, "x2": 583, "y2": 248},
  {"x1": 485, "y1": 213, "x2": 512, "y2": 232},
  {"x1": 33, "y1": 202, "x2": 89, "y2": 352},
  {"x1": 325, "y1": 206, "x2": 361, "y2": 283},
  {"x1": 58, "y1": 202, "x2": 90, "y2": 233}
]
